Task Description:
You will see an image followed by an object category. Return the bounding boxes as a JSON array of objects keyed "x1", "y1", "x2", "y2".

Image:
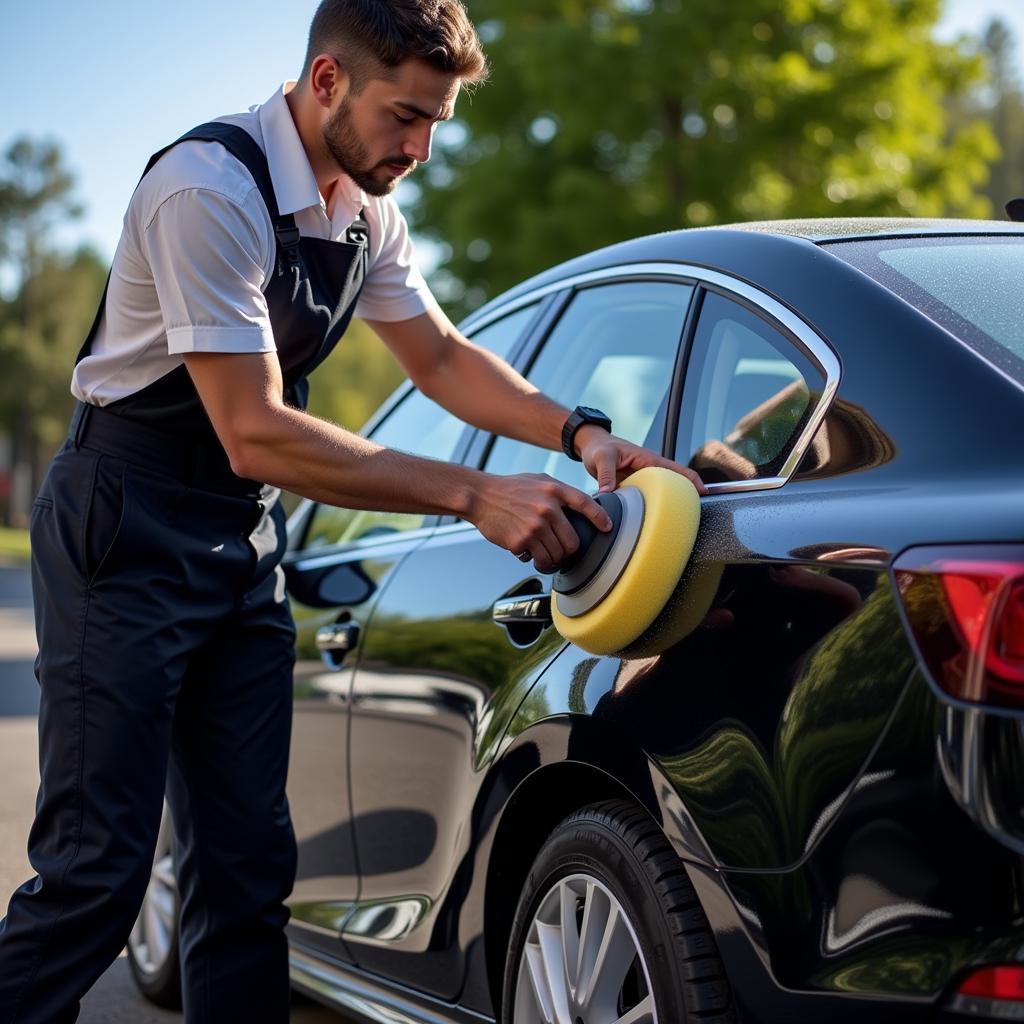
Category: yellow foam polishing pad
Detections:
[
  {"x1": 551, "y1": 466, "x2": 701, "y2": 656},
  {"x1": 619, "y1": 559, "x2": 725, "y2": 659}
]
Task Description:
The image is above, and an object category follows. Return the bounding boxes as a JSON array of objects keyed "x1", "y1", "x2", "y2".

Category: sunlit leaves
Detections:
[{"x1": 415, "y1": 0, "x2": 999, "y2": 316}]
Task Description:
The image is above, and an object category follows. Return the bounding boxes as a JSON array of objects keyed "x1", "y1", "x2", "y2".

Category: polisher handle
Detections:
[
  {"x1": 557, "y1": 507, "x2": 599, "y2": 573},
  {"x1": 529, "y1": 506, "x2": 599, "y2": 575}
]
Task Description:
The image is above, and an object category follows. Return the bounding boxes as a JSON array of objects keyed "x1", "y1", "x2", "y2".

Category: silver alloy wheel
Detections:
[
  {"x1": 513, "y1": 872, "x2": 657, "y2": 1024},
  {"x1": 128, "y1": 805, "x2": 177, "y2": 976}
]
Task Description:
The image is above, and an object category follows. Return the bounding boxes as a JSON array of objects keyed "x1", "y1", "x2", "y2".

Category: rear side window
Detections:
[
  {"x1": 832, "y1": 236, "x2": 1024, "y2": 386},
  {"x1": 675, "y1": 292, "x2": 825, "y2": 484}
]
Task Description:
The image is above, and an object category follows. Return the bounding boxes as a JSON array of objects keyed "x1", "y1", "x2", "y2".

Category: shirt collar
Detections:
[{"x1": 258, "y1": 82, "x2": 369, "y2": 218}]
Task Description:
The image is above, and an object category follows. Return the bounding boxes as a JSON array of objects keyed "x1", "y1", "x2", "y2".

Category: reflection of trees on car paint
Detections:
[
  {"x1": 566, "y1": 566, "x2": 916, "y2": 873},
  {"x1": 794, "y1": 398, "x2": 898, "y2": 480}
]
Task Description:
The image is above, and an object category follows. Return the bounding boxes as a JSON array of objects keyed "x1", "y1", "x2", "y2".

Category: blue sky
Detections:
[{"x1": 1, "y1": 0, "x2": 1021, "y2": 271}]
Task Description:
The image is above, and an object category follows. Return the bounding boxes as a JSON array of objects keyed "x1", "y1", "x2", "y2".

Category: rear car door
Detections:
[{"x1": 341, "y1": 276, "x2": 696, "y2": 998}]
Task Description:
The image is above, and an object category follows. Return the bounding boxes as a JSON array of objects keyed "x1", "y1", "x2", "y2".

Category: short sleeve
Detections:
[
  {"x1": 356, "y1": 195, "x2": 437, "y2": 322},
  {"x1": 143, "y1": 185, "x2": 277, "y2": 354}
]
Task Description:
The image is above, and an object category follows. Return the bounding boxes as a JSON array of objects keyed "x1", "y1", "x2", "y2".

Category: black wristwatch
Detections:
[{"x1": 561, "y1": 405, "x2": 612, "y2": 461}]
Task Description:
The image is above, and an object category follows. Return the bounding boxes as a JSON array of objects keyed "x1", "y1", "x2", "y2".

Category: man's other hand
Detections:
[{"x1": 575, "y1": 424, "x2": 708, "y2": 496}]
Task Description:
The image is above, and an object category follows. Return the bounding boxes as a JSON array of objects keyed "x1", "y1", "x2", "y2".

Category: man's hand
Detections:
[
  {"x1": 575, "y1": 424, "x2": 708, "y2": 496},
  {"x1": 466, "y1": 473, "x2": 614, "y2": 573}
]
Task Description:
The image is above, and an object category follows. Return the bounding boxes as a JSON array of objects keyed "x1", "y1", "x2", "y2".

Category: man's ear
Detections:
[{"x1": 308, "y1": 54, "x2": 350, "y2": 110}]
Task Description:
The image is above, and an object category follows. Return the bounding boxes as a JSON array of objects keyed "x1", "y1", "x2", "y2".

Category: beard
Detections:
[{"x1": 323, "y1": 97, "x2": 414, "y2": 197}]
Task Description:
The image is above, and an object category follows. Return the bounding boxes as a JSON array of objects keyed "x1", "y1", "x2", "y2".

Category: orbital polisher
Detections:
[{"x1": 530, "y1": 466, "x2": 717, "y2": 657}]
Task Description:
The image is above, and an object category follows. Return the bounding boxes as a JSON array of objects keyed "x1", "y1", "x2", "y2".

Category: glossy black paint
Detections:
[
  {"x1": 285, "y1": 529, "x2": 425, "y2": 963},
  {"x1": 282, "y1": 222, "x2": 1024, "y2": 1023}
]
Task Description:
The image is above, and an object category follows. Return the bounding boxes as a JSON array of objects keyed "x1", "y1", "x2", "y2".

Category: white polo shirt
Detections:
[{"x1": 73, "y1": 82, "x2": 436, "y2": 406}]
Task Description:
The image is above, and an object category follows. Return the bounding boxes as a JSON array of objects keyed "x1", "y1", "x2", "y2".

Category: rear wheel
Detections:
[
  {"x1": 501, "y1": 798, "x2": 735, "y2": 1023},
  {"x1": 127, "y1": 802, "x2": 182, "y2": 1009}
]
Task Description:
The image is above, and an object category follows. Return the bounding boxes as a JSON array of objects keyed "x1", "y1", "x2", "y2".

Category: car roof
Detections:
[
  {"x1": 713, "y1": 216, "x2": 1024, "y2": 242},
  {"x1": 465, "y1": 217, "x2": 1024, "y2": 328}
]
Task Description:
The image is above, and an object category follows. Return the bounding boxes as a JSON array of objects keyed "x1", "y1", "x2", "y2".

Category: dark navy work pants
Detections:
[{"x1": 0, "y1": 437, "x2": 298, "y2": 1023}]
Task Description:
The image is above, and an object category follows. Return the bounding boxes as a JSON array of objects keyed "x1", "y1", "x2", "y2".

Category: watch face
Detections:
[{"x1": 577, "y1": 407, "x2": 611, "y2": 429}]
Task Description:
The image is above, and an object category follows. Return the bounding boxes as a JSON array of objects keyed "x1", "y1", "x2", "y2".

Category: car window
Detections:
[
  {"x1": 829, "y1": 236, "x2": 1024, "y2": 386},
  {"x1": 301, "y1": 305, "x2": 539, "y2": 551},
  {"x1": 675, "y1": 291, "x2": 825, "y2": 484},
  {"x1": 483, "y1": 281, "x2": 694, "y2": 493}
]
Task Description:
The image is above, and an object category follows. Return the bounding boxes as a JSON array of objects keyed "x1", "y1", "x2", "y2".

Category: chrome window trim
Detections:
[
  {"x1": 292, "y1": 525, "x2": 436, "y2": 571},
  {"x1": 463, "y1": 262, "x2": 840, "y2": 496}
]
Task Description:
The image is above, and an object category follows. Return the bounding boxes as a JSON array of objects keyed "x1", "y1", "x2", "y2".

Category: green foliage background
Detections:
[
  {"x1": 416, "y1": 0, "x2": 1008, "y2": 315},
  {"x1": 304, "y1": 318, "x2": 406, "y2": 434}
]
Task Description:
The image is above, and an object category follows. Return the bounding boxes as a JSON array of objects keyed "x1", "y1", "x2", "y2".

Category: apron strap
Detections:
[{"x1": 76, "y1": 122, "x2": 292, "y2": 366}]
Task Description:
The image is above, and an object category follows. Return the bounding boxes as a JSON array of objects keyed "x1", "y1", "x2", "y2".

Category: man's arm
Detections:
[
  {"x1": 182, "y1": 349, "x2": 614, "y2": 572},
  {"x1": 365, "y1": 305, "x2": 707, "y2": 495},
  {"x1": 365, "y1": 304, "x2": 573, "y2": 451}
]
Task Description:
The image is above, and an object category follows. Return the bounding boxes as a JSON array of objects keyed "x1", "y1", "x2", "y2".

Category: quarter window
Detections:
[
  {"x1": 483, "y1": 281, "x2": 694, "y2": 493},
  {"x1": 675, "y1": 292, "x2": 825, "y2": 484}
]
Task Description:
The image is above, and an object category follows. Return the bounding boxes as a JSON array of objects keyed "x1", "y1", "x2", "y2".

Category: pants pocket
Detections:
[{"x1": 82, "y1": 455, "x2": 131, "y2": 586}]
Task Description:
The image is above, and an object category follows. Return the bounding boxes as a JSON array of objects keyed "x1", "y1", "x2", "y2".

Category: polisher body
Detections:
[{"x1": 550, "y1": 466, "x2": 702, "y2": 656}]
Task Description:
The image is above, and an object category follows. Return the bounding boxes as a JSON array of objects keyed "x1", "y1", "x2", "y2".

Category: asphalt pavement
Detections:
[{"x1": 0, "y1": 563, "x2": 344, "y2": 1023}]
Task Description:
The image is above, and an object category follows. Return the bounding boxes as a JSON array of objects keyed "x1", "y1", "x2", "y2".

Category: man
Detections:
[{"x1": 0, "y1": 2, "x2": 704, "y2": 1021}]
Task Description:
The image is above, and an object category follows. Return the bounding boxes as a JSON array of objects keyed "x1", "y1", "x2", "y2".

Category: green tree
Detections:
[
  {"x1": 0, "y1": 245, "x2": 107, "y2": 524},
  {"x1": 0, "y1": 138, "x2": 81, "y2": 275},
  {"x1": 0, "y1": 138, "x2": 102, "y2": 525},
  {"x1": 415, "y1": 0, "x2": 997, "y2": 314}
]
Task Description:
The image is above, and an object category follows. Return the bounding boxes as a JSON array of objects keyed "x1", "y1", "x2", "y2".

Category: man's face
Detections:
[{"x1": 324, "y1": 58, "x2": 460, "y2": 197}]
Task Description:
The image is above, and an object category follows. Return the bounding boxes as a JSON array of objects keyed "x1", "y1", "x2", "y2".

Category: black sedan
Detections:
[{"x1": 130, "y1": 218, "x2": 1024, "y2": 1023}]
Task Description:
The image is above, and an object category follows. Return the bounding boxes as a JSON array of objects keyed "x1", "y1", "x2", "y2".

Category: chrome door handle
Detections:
[
  {"x1": 316, "y1": 621, "x2": 360, "y2": 654},
  {"x1": 492, "y1": 594, "x2": 552, "y2": 626}
]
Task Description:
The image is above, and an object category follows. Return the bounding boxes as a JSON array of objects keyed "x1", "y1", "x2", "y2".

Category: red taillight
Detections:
[
  {"x1": 958, "y1": 964, "x2": 1024, "y2": 1000},
  {"x1": 894, "y1": 546, "x2": 1024, "y2": 709}
]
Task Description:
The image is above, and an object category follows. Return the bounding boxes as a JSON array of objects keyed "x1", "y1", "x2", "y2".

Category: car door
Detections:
[
  {"x1": 282, "y1": 304, "x2": 539, "y2": 962},
  {"x1": 342, "y1": 277, "x2": 696, "y2": 998}
]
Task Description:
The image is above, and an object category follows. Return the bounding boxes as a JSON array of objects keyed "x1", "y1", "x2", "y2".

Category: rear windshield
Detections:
[{"x1": 829, "y1": 236, "x2": 1024, "y2": 386}]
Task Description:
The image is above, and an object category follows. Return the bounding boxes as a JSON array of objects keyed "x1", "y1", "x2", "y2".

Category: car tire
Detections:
[
  {"x1": 500, "y1": 798, "x2": 735, "y2": 1024},
  {"x1": 127, "y1": 802, "x2": 183, "y2": 1009}
]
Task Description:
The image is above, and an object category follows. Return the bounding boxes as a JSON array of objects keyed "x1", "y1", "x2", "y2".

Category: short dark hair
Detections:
[{"x1": 300, "y1": 0, "x2": 489, "y2": 93}]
